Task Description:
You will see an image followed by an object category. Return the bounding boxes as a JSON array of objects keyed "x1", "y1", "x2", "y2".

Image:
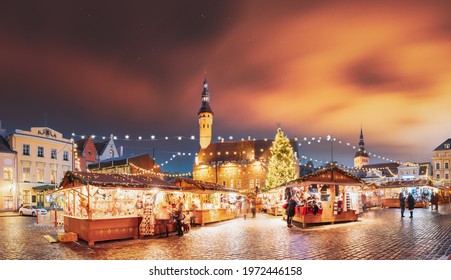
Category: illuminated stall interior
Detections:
[
  {"x1": 171, "y1": 177, "x2": 238, "y2": 225},
  {"x1": 379, "y1": 179, "x2": 441, "y2": 208}
]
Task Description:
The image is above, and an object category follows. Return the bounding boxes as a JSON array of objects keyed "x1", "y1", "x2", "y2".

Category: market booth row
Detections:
[
  {"x1": 379, "y1": 179, "x2": 445, "y2": 208},
  {"x1": 55, "y1": 171, "x2": 183, "y2": 245},
  {"x1": 171, "y1": 178, "x2": 238, "y2": 225},
  {"x1": 280, "y1": 167, "x2": 364, "y2": 228}
]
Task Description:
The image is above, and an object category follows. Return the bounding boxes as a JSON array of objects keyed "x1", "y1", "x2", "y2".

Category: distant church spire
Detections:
[
  {"x1": 354, "y1": 126, "x2": 369, "y2": 168},
  {"x1": 198, "y1": 77, "x2": 214, "y2": 149}
]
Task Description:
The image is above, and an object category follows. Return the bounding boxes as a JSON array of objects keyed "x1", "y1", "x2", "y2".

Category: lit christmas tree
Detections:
[{"x1": 264, "y1": 128, "x2": 297, "y2": 191}]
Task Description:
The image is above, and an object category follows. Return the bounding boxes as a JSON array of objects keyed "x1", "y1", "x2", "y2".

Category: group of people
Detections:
[
  {"x1": 239, "y1": 198, "x2": 257, "y2": 219},
  {"x1": 398, "y1": 192, "x2": 415, "y2": 218},
  {"x1": 399, "y1": 191, "x2": 440, "y2": 218},
  {"x1": 155, "y1": 200, "x2": 198, "y2": 237}
]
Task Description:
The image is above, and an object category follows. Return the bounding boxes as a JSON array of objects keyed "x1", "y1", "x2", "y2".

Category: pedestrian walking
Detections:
[
  {"x1": 399, "y1": 191, "x2": 405, "y2": 218},
  {"x1": 432, "y1": 192, "x2": 440, "y2": 211},
  {"x1": 430, "y1": 193, "x2": 435, "y2": 210},
  {"x1": 250, "y1": 198, "x2": 256, "y2": 218},
  {"x1": 286, "y1": 197, "x2": 297, "y2": 228},
  {"x1": 407, "y1": 193, "x2": 415, "y2": 218},
  {"x1": 242, "y1": 198, "x2": 249, "y2": 219}
]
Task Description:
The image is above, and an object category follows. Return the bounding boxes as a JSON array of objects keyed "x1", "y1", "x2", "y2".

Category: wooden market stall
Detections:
[
  {"x1": 379, "y1": 179, "x2": 435, "y2": 208},
  {"x1": 55, "y1": 171, "x2": 181, "y2": 245},
  {"x1": 281, "y1": 166, "x2": 364, "y2": 228},
  {"x1": 171, "y1": 178, "x2": 238, "y2": 225}
]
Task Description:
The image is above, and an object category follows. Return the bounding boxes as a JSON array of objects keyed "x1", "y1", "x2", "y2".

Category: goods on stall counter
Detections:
[{"x1": 139, "y1": 194, "x2": 155, "y2": 236}]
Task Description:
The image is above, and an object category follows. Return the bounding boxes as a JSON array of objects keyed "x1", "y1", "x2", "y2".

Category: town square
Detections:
[{"x1": 0, "y1": 3, "x2": 450, "y2": 279}]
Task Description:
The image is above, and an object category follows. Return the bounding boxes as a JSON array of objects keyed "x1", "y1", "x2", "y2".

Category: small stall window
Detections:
[{"x1": 320, "y1": 185, "x2": 330, "y2": 201}]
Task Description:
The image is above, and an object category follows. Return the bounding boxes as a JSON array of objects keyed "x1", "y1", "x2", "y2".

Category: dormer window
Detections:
[{"x1": 445, "y1": 144, "x2": 451, "y2": 149}]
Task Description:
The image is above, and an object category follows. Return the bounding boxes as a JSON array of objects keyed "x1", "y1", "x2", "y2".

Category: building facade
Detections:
[
  {"x1": 7, "y1": 127, "x2": 73, "y2": 208},
  {"x1": 432, "y1": 139, "x2": 451, "y2": 185},
  {"x1": 74, "y1": 136, "x2": 99, "y2": 171},
  {"x1": 95, "y1": 134, "x2": 121, "y2": 161},
  {"x1": 0, "y1": 135, "x2": 17, "y2": 211},
  {"x1": 192, "y1": 78, "x2": 299, "y2": 193}
]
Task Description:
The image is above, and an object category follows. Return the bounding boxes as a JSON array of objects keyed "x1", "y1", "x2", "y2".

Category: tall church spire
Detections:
[
  {"x1": 198, "y1": 78, "x2": 214, "y2": 149},
  {"x1": 354, "y1": 126, "x2": 369, "y2": 168}
]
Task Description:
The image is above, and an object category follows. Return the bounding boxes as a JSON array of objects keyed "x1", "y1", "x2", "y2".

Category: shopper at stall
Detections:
[
  {"x1": 430, "y1": 193, "x2": 436, "y2": 210},
  {"x1": 189, "y1": 201, "x2": 198, "y2": 227},
  {"x1": 155, "y1": 205, "x2": 172, "y2": 237},
  {"x1": 407, "y1": 193, "x2": 415, "y2": 218},
  {"x1": 175, "y1": 201, "x2": 185, "y2": 236},
  {"x1": 399, "y1": 191, "x2": 406, "y2": 218},
  {"x1": 286, "y1": 196, "x2": 297, "y2": 228}
]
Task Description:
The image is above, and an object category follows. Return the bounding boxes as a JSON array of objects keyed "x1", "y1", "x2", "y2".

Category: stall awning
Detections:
[
  {"x1": 32, "y1": 184, "x2": 58, "y2": 190},
  {"x1": 379, "y1": 179, "x2": 432, "y2": 188},
  {"x1": 284, "y1": 166, "x2": 365, "y2": 187},
  {"x1": 171, "y1": 177, "x2": 238, "y2": 194},
  {"x1": 56, "y1": 171, "x2": 182, "y2": 191}
]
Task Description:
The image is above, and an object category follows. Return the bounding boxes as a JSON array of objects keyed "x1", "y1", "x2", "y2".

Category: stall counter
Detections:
[{"x1": 195, "y1": 208, "x2": 236, "y2": 225}]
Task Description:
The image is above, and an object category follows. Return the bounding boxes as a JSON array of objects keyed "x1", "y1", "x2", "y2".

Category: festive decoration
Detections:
[{"x1": 264, "y1": 128, "x2": 297, "y2": 191}]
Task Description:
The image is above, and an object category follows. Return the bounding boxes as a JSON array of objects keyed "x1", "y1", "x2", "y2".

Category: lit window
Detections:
[
  {"x1": 445, "y1": 162, "x2": 449, "y2": 169},
  {"x1": 436, "y1": 163, "x2": 440, "y2": 170},
  {"x1": 37, "y1": 169, "x2": 44, "y2": 183},
  {"x1": 51, "y1": 170, "x2": 57, "y2": 184},
  {"x1": 22, "y1": 167, "x2": 31, "y2": 182},
  {"x1": 436, "y1": 173, "x2": 440, "y2": 180},
  {"x1": 3, "y1": 168, "x2": 13, "y2": 181}
]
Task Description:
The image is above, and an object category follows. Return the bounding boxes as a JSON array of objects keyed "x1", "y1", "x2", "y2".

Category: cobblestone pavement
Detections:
[{"x1": 0, "y1": 204, "x2": 450, "y2": 260}]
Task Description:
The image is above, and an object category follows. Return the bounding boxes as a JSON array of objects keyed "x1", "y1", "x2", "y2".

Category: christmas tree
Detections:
[{"x1": 264, "y1": 128, "x2": 297, "y2": 191}]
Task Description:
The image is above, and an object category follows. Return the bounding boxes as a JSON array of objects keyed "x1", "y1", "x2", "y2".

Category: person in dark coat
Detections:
[
  {"x1": 286, "y1": 197, "x2": 297, "y2": 228},
  {"x1": 399, "y1": 191, "x2": 406, "y2": 218},
  {"x1": 430, "y1": 193, "x2": 435, "y2": 210},
  {"x1": 407, "y1": 193, "x2": 415, "y2": 218}
]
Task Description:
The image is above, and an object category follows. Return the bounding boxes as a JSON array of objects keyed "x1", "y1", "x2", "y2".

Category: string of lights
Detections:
[{"x1": 71, "y1": 132, "x2": 405, "y2": 171}]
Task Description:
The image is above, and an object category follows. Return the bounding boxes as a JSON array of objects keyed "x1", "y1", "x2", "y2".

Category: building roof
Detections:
[
  {"x1": 94, "y1": 141, "x2": 108, "y2": 155},
  {"x1": 197, "y1": 139, "x2": 298, "y2": 164},
  {"x1": 0, "y1": 136, "x2": 16, "y2": 154},
  {"x1": 75, "y1": 138, "x2": 88, "y2": 152},
  {"x1": 170, "y1": 177, "x2": 237, "y2": 193},
  {"x1": 434, "y1": 139, "x2": 451, "y2": 151},
  {"x1": 57, "y1": 171, "x2": 179, "y2": 190},
  {"x1": 87, "y1": 153, "x2": 162, "y2": 174},
  {"x1": 361, "y1": 162, "x2": 400, "y2": 177}
]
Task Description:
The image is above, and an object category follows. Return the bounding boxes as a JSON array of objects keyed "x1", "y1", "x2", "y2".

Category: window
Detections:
[
  {"x1": 109, "y1": 149, "x2": 114, "y2": 158},
  {"x1": 22, "y1": 190, "x2": 31, "y2": 204},
  {"x1": 51, "y1": 149, "x2": 57, "y2": 159},
  {"x1": 230, "y1": 178, "x2": 234, "y2": 188},
  {"x1": 3, "y1": 168, "x2": 13, "y2": 181},
  {"x1": 446, "y1": 174, "x2": 449, "y2": 180},
  {"x1": 23, "y1": 144, "x2": 30, "y2": 156},
  {"x1": 446, "y1": 162, "x2": 449, "y2": 169},
  {"x1": 37, "y1": 169, "x2": 44, "y2": 183},
  {"x1": 445, "y1": 144, "x2": 450, "y2": 149},
  {"x1": 436, "y1": 163, "x2": 440, "y2": 170},
  {"x1": 22, "y1": 167, "x2": 31, "y2": 182},
  {"x1": 436, "y1": 173, "x2": 440, "y2": 180},
  {"x1": 63, "y1": 151, "x2": 69, "y2": 161},
  {"x1": 37, "y1": 146, "x2": 44, "y2": 157},
  {"x1": 255, "y1": 179, "x2": 260, "y2": 187},
  {"x1": 50, "y1": 170, "x2": 57, "y2": 184},
  {"x1": 250, "y1": 179, "x2": 254, "y2": 189}
]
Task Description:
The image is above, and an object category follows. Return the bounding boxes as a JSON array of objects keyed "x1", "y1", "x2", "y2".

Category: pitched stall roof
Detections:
[
  {"x1": 171, "y1": 177, "x2": 237, "y2": 194},
  {"x1": 286, "y1": 166, "x2": 365, "y2": 187},
  {"x1": 379, "y1": 179, "x2": 432, "y2": 188},
  {"x1": 197, "y1": 139, "x2": 298, "y2": 164},
  {"x1": 58, "y1": 171, "x2": 180, "y2": 191}
]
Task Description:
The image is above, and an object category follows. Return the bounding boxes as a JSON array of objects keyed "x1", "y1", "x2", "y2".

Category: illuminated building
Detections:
[
  {"x1": 7, "y1": 127, "x2": 72, "y2": 208},
  {"x1": 0, "y1": 132, "x2": 17, "y2": 211},
  {"x1": 74, "y1": 136, "x2": 99, "y2": 171},
  {"x1": 432, "y1": 139, "x2": 451, "y2": 186}
]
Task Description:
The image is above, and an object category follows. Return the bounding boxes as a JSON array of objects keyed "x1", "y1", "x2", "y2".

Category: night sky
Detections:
[{"x1": 1, "y1": 0, "x2": 451, "y2": 173}]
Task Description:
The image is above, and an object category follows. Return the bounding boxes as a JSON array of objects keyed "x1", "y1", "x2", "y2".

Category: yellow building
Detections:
[
  {"x1": 8, "y1": 127, "x2": 73, "y2": 208},
  {"x1": 0, "y1": 135, "x2": 17, "y2": 211},
  {"x1": 432, "y1": 139, "x2": 451, "y2": 185}
]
